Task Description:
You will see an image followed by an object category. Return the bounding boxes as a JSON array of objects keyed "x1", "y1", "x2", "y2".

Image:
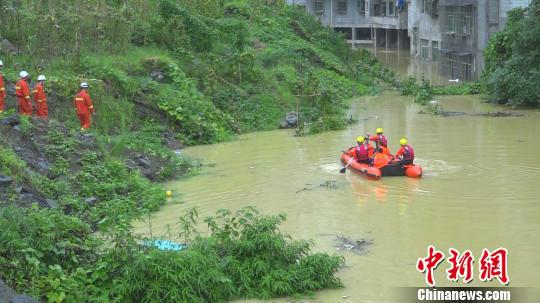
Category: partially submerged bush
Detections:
[
  {"x1": 116, "y1": 207, "x2": 344, "y2": 301},
  {"x1": 0, "y1": 206, "x2": 344, "y2": 302}
]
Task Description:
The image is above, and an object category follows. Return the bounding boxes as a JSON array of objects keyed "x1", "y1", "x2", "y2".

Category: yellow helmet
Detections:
[
  {"x1": 376, "y1": 128, "x2": 383, "y2": 134},
  {"x1": 357, "y1": 136, "x2": 365, "y2": 143},
  {"x1": 400, "y1": 138, "x2": 408, "y2": 146}
]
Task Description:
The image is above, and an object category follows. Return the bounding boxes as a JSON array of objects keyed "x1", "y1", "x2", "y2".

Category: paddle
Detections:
[
  {"x1": 339, "y1": 150, "x2": 354, "y2": 174},
  {"x1": 339, "y1": 155, "x2": 354, "y2": 174}
]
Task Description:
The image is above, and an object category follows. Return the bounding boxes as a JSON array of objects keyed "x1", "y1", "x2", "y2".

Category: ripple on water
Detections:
[{"x1": 416, "y1": 159, "x2": 460, "y2": 177}]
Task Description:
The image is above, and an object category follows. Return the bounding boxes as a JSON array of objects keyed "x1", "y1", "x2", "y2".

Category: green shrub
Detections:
[
  {"x1": 0, "y1": 206, "x2": 101, "y2": 298},
  {"x1": 482, "y1": 1, "x2": 540, "y2": 105},
  {"x1": 114, "y1": 207, "x2": 344, "y2": 302}
]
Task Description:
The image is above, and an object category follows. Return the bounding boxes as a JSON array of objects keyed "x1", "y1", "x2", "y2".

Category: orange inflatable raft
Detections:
[{"x1": 341, "y1": 148, "x2": 422, "y2": 180}]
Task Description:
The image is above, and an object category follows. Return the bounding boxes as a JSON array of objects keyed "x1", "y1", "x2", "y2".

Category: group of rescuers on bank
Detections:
[
  {"x1": 0, "y1": 60, "x2": 95, "y2": 130},
  {"x1": 349, "y1": 128, "x2": 415, "y2": 166}
]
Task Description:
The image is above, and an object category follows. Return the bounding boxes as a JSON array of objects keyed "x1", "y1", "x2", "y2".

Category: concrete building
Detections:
[
  {"x1": 290, "y1": 0, "x2": 531, "y2": 81},
  {"x1": 408, "y1": 0, "x2": 530, "y2": 81},
  {"x1": 290, "y1": 0, "x2": 411, "y2": 48}
]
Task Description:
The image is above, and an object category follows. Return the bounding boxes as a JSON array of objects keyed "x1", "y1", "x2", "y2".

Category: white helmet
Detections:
[
  {"x1": 80, "y1": 82, "x2": 89, "y2": 88},
  {"x1": 0, "y1": 60, "x2": 3, "y2": 66},
  {"x1": 38, "y1": 75, "x2": 46, "y2": 81},
  {"x1": 20, "y1": 71, "x2": 29, "y2": 78}
]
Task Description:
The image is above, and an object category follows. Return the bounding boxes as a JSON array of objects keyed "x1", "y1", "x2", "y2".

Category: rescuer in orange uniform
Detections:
[
  {"x1": 370, "y1": 128, "x2": 391, "y2": 155},
  {"x1": 33, "y1": 75, "x2": 48, "y2": 118},
  {"x1": 0, "y1": 60, "x2": 5, "y2": 113},
  {"x1": 16, "y1": 71, "x2": 33, "y2": 116},
  {"x1": 364, "y1": 135, "x2": 375, "y2": 157},
  {"x1": 394, "y1": 138, "x2": 415, "y2": 165},
  {"x1": 74, "y1": 82, "x2": 94, "y2": 130},
  {"x1": 351, "y1": 136, "x2": 373, "y2": 164},
  {"x1": 0, "y1": 60, "x2": 6, "y2": 114}
]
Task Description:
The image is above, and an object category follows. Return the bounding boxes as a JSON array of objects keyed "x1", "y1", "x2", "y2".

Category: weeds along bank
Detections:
[{"x1": 0, "y1": 0, "x2": 383, "y2": 301}]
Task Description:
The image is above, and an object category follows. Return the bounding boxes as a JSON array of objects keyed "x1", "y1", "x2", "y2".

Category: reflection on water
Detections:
[
  {"x1": 134, "y1": 93, "x2": 540, "y2": 302},
  {"x1": 366, "y1": 47, "x2": 450, "y2": 86}
]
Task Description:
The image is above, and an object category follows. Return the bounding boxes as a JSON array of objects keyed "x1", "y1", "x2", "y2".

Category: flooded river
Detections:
[{"x1": 134, "y1": 92, "x2": 540, "y2": 302}]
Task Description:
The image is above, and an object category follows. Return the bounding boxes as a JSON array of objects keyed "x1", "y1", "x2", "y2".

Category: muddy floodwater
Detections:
[
  {"x1": 134, "y1": 92, "x2": 540, "y2": 302},
  {"x1": 368, "y1": 48, "x2": 449, "y2": 86}
]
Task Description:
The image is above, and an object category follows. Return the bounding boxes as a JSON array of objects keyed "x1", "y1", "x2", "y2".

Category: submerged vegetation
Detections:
[
  {"x1": 398, "y1": 76, "x2": 481, "y2": 105},
  {"x1": 0, "y1": 206, "x2": 344, "y2": 302}
]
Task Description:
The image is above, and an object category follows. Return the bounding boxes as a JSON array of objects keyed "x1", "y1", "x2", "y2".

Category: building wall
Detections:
[
  {"x1": 302, "y1": 0, "x2": 407, "y2": 29},
  {"x1": 408, "y1": 0, "x2": 441, "y2": 59},
  {"x1": 292, "y1": 0, "x2": 531, "y2": 81}
]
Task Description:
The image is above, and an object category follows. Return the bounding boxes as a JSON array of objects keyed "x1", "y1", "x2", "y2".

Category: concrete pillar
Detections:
[
  {"x1": 374, "y1": 27, "x2": 377, "y2": 51},
  {"x1": 398, "y1": 29, "x2": 400, "y2": 49},
  {"x1": 330, "y1": 0, "x2": 333, "y2": 27},
  {"x1": 385, "y1": 29, "x2": 388, "y2": 49},
  {"x1": 352, "y1": 27, "x2": 356, "y2": 49}
]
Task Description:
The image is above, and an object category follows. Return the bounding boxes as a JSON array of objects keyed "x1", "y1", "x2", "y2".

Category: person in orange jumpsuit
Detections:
[
  {"x1": 0, "y1": 60, "x2": 6, "y2": 113},
  {"x1": 370, "y1": 128, "x2": 391, "y2": 155},
  {"x1": 394, "y1": 138, "x2": 415, "y2": 165},
  {"x1": 351, "y1": 136, "x2": 373, "y2": 164},
  {"x1": 364, "y1": 135, "x2": 375, "y2": 157},
  {"x1": 33, "y1": 75, "x2": 48, "y2": 118},
  {"x1": 74, "y1": 82, "x2": 94, "y2": 130},
  {"x1": 16, "y1": 71, "x2": 33, "y2": 116}
]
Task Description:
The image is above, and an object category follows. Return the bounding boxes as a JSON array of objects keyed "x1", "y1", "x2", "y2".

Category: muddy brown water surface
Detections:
[
  {"x1": 134, "y1": 92, "x2": 540, "y2": 302},
  {"x1": 368, "y1": 48, "x2": 450, "y2": 86}
]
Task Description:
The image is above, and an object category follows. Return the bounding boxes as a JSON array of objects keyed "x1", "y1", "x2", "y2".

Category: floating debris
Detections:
[
  {"x1": 334, "y1": 235, "x2": 373, "y2": 255},
  {"x1": 320, "y1": 179, "x2": 337, "y2": 189},
  {"x1": 295, "y1": 187, "x2": 313, "y2": 194},
  {"x1": 470, "y1": 111, "x2": 524, "y2": 117},
  {"x1": 144, "y1": 239, "x2": 186, "y2": 251}
]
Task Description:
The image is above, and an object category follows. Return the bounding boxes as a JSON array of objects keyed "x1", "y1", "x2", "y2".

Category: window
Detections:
[
  {"x1": 358, "y1": 0, "x2": 366, "y2": 13},
  {"x1": 381, "y1": 1, "x2": 388, "y2": 16},
  {"x1": 422, "y1": 0, "x2": 438, "y2": 14},
  {"x1": 445, "y1": 55, "x2": 457, "y2": 79},
  {"x1": 432, "y1": 41, "x2": 439, "y2": 61},
  {"x1": 443, "y1": 5, "x2": 473, "y2": 34},
  {"x1": 461, "y1": 55, "x2": 473, "y2": 81},
  {"x1": 445, "y1": 7, "x2": 457, "y2": 32},
  {"x1": 338, "y1": 0, "x2": 347, "y2": 14},
  {"x1": 421, "y1": 39, "x2": 429, "y2": 59},
  {"x1": 463, "y1": 11, "x2": 473, "y2": 34},
  {"x1": 388, "y1": 1, "x2": 395, "y2": 16},
  {"x1": 423, "y1": 0, "x2": 432, "y2": 13},
  {"x1": 314, "y1": 0, "x2": 324, "y2": 13}
]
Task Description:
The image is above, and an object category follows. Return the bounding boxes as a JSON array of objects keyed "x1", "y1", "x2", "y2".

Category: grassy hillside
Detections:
[{"x1": 1, "y1": 0, "x2": 377, "y2": 142}]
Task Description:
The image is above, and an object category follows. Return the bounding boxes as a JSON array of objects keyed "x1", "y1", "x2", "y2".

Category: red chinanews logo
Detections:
[{"x1": 416, "y1": 246, "x2": 509, "y2": 286}]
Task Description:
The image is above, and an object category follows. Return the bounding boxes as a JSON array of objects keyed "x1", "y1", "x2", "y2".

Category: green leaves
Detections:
[
  {"x1": 482, "y1": 1, "x2": 540, "y2": 105},
  {"x1": 1, "y1": 203, "x2": 344, "y2": 302},
  {"x1": 116, "y1": 207, "x2": 344, "y2": 302}
]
